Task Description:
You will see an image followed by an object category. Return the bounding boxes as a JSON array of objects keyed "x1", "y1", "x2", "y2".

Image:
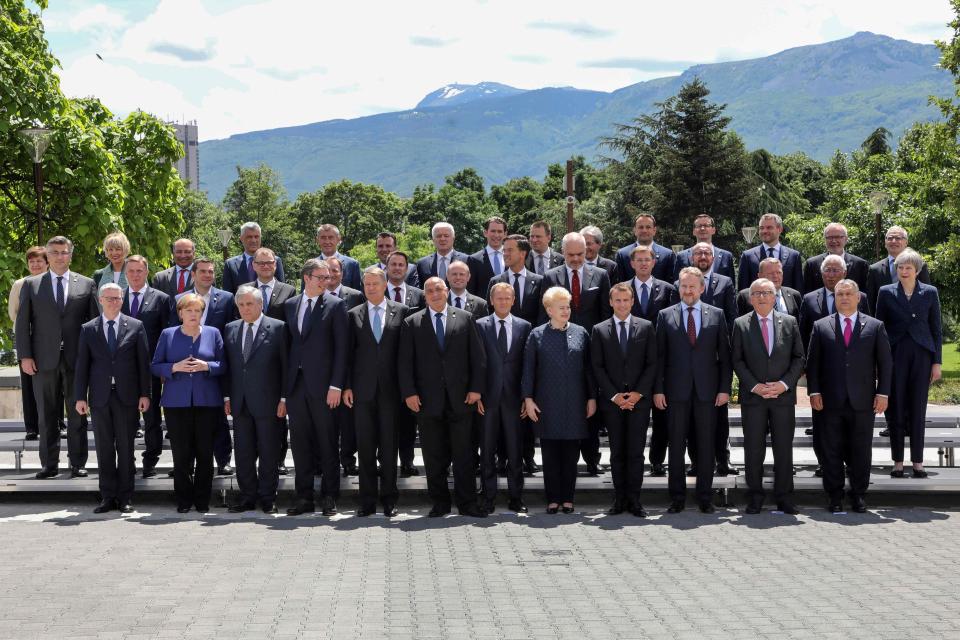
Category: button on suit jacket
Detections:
[{"x1": 654, "y1": 302, "x2": 732, "y2": 403}]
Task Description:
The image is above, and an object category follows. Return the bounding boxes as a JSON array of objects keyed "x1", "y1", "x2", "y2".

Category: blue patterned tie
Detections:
[
  {"x1": 640, "y1": 282, "x2": 649, "y2": 315},
  {"x1": 435, "y1": 312, "x2": 445, "y2": 351},
  {"x1": 372, "y1": 306, "x2": 382, "y2": 343},
  {"x1": 492, "y1": 251, "x2": 502, "y2": 275},
  {"x1": 107, "y1": 320, "x2": 117, "y2": 354}
]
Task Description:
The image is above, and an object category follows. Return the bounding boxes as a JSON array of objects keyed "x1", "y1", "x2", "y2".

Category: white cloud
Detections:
[{"x1": 68, "y1": 3, "x2": 128, "y2": 31}]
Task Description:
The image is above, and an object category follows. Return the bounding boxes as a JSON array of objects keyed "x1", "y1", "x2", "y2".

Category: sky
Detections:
[{"x1": 41, "y1": 0, "x2": 956, "y2": 141}]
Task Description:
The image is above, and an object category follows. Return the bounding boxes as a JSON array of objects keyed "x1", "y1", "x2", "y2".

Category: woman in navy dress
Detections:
[
  {"x1": 875, "y1": 249, "x2": 942, "y2": 479},
  {"x1": 151, "y1": 293, "x2": 226, "y2": 512},
  {"x1": 522, "y1": 286, "x2": 597, "y2": 514}
]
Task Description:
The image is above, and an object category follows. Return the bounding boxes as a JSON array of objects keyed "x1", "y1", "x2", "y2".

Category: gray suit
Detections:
[{"x1": 15, "y1": 271, "x2": 99, "y2": 471}]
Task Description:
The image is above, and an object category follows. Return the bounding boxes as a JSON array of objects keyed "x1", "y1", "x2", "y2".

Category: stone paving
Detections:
[{"x1": 0, "y1": 495, "x2": 957, "y2": 639}]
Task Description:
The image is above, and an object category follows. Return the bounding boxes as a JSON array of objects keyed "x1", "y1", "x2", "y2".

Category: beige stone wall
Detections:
[{"x1": 0, "y1": 388, "x2": 22, "y2": 419}]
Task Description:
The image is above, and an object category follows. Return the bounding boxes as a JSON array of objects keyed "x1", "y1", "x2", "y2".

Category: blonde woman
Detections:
[{"x1": 92, "y1": 231, "x2": 131, "y2": 289}]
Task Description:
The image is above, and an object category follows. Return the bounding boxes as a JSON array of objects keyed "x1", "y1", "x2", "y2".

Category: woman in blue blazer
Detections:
[
  {"x1": 875, "y1": 249, "x2": 942, "y2": 479},
  {"x1": 91, "y1": 231, "x2": 130, "y2": 289},
  {"x1": 151, "y1": 293, "x2": 226, "y2": 512}
]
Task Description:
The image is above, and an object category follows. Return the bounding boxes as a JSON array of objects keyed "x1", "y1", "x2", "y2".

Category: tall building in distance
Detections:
[{"x1": 171, "y1": 120, "x2": 199, "y2": 190}]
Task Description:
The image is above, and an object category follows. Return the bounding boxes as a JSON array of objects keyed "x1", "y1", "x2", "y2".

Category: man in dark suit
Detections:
[
  {"x1": 581, "y1": 225, "x2": 619, "y2": 284},
  {"x1": 16, "y1": 236, "x2": 99, "y2": 478},
  {"x1": 865, "y1": 225, "x2": 931, "y2": 313},
  {"x1": 615, "y1": 212, "x2": 676, "y2": 284},
  {"x1": 448, "y1": 260, "x2": 489, "y2": 317},
  {"x1": 343, "y1": 266, "x2": 407, "y2": 517},
  {"x1": 221, "y1": 221, "x2": 286, "y2": 294},
  {"x1": 374, "y1": 232, "x2": 418, "y2": 286},
  {"x1": 121, "y1": 255, "x2": 169, "y2": 477},
  {"x1": 526, "y1": 220, "x2": 564, "y2": 275},
  {"x1": 802, "y1": 223, "x2": 869, "y2": 294},
  {"x1": 325, "y1": 256, "x2": 365, "y2": 310},
  {"x1": 316, "y1": 224, "x2": 361, "y2": 290},
  {"x1": 467, "y1": 216, "x2": 507, "y2": 297},
  {"x1": 223, "y1": 285, "x2": 288, "y2": 514},
  {"x1": 591, "y1": 283, "x2": 657, "y2": 517},
  {"x1": 672, "y1": 214, "x2": 736, "y2": 281},
  {"x1": 150, "y1": 238, "x2": 195, "y2": 298},
  {"x1": 540, "y1": 232, "x2": 612, "y2": 475},
  {"x1": 416, "y1": 222, "x2": 469, "y2": 285},
  {"x1": 738, "y1": 213, "x2": 803, "y2": 291},
  {"x1": 172, "y1": 257, "x2": 237, "y2": 475},
  {"x1": 283, "y1": 259, "x2": 348, "y2": 516},
  {"x1": 399, "y1": 277, "x2": 487, "y2": 518},
  {"x1": 654, "y1": 267, "x2": 732, "y2": 514},
  {"x1": 624, "y1": 244, "x2": 677, "y2": 476},
  {"x1": 732, "y1": 278, "x2": 806, "y2": 514},
  {"x1": 74, "y1": 283, "x2": 151, "y2": 512},
  {"x1": 736, "y1": 258, "x2": 801, "y2": 319},
  {"x1": 807, "y1": 279, "x2": 893, "y2": 513},
  {"x1": 476, "y1": 283, "x2": 532, "y2": 514}
]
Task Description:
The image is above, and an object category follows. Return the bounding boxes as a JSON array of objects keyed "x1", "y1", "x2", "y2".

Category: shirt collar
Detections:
[
  {"x1": 101, "y1": 313, "x2": 120, "y2": 325},
  {"x1": 431, "y1": 305, "x2": 449, "y2": 317},
  {"x1": 367, "y1": 300, "x2": 387, "y2": 313},
  {"x1": 634, "y1": 275, "x2": 654, "y2": 287},
  {"x1": 129, "y1": 284, "x2": 148, "y2": 295},
  {"x1": 684, "y1": 300, "x2": 702, "y2": 311},
  {"x1": 509, "y1": 267, "x2": 528, "y2": 278},
  {"x1": 755, "y1": 310, "x2": 774, "y2": 322},
  {"x1": 485, "y1": 245, "x2": 501, "y2": 256},
  {"x1": 49, "y1": 269, "x2": 70, "y2": 280},
  {"x1": 762, "y1": 242, "x2": 782, "y2": 252},
  {"x1": 839, "y1": 311, "x2": 858, "y2": 325},
  {"x1": 494, "y1": 313, "x2": 513, "y2": 324},
  {"x1": 256, "y1": 278, "x2": 276, "y2": 288},
  {"x1": 245, "y1": 313, "x2": 264, "y2": 329}
]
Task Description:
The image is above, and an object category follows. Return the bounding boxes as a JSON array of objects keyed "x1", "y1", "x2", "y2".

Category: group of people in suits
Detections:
[{"x1": 9, "y1": 209, "x2": 942, "y2": 516}]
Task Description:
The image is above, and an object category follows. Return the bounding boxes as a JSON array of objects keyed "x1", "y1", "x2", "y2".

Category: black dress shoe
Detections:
[
  {"x1": 699, "y1": 502, "x2": 716, "y2": 514},
  {"x1": 383, "y1": 504, "x2": 399, "y2": 517},
  {"x1": 686, "y1": 466, "x2": 697, "y2": 477},
  {"x1": 631, "y1": 505, "x2": 648, "y2": 518},
  {"x1": 745, "y1": 503, "x2": 762, "y2": 515},
  {"x1": 828, "y1": 502, "x2": 844, "y2": 514},
  {"x1": 321, "y1": 498, "x2": 338, "y2": 516},
  {"x1": 428, "y1": 504, "x2": 451, "y2": 517},
  {"x1": 70, "y1": 467, "x2": 88, "y2": 478},
  {"x1": 59, "y1": 427, "x2": 67, "y2": 439},
  {"x1": 142, "y1": 467, "x2": 158, "y2": 479},
  {"x1": 777, "y1": 502, "x2": 799, "y2": 515},
  {"x1": 650, "y1": 464, "x2": 666, "y2": 477},
  {"x1": 607, "y1": 499, "x2": 626, "y2": 515},
  {"x1": 93, "y1": 499, "x2": 116, "y2": 514},
  {"x1": 135, "y1": 428, "x2": 145, "y2": 439},
  {"x1": 167, "y1": 469, "x2": 176, "y2": 478},
  {"x1": 480, "y1": 500, "x2": 495, "y2": 515},
  {"x1": 913, "y1": 468, "x2": 929, "y2": 479},
  {"x1": 667, "y1": 502, "x2": 685, "y2": 514},
  {"x1": 176, "y1": 506, "x2": 191, "y2": 513},
  {"x1": 228, "y1": 503, "x2": 256, "y2": 513},
  {"x1": 216, "y1": 465, "x2": 234, "y2": 476},
  {"x1": 717, "y1": 465, "x2": 740, "y2": 476},
  {"x1": 805, "y1": 427, "x2": 814, "y2": 436},
  {"x1": 277, "y1": 465, "x2": 288, "y2": 476},
  {"x1": 561, "y1": 504, "x2": 575, "y2": 514},
  {"x1": 356, "y1": 505, "x2": 376, "y2": 517},
  {"x1": 399, "y1": 464, "x2": 419, "y2": 477},
  {"x1": 508, "y1": 499, "x2": 528, "y2": 513},
  {"x1": 879, "y1": 427, "x2": 890, "y2": 437},
  {"x1": 286, "y1": 503, "x2": 315, "y2": 516},
  {"x1": 890, "y1": 468, "x2": 905, "y2": 478},
  {"x1": 262, "y1": 503, "x2": 278, "y2": 514},
  {"x1": 24, "y1": 432, "x2": 38, "y2": 441},
  {"x1": 586, "y1": 464, "x2": 600, "y2": 477},
  {"x1": 459, "y1": 504, "x2": 488, "y2": 518},
  {"x1": 195, "y1": 505, "x2": 209, "y2": 514},
  {"x1": 814, "y1": 466, "x2": 824, "y2": 478},
  {"x1": 35, "y1": 468, "x2": 58, "y2": 479},
  {"x1": 342, "y1": 465, "x2": 359, "y2": 477},
  {"x1": 545, "y1": 505, "x2": 559, "y2": 514},
  {"x1": 523, "y1": 459, "x2": 540, "y2": 474},
  {"x1": 851, "y1": 497, "x2": 867, "y2": 513}
]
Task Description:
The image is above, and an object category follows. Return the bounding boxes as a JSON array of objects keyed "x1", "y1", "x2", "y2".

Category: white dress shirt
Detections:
[
  {"x1": 493, "y1": 313, "x2": 513, "y2": 349},
  {"x1": 485, "y1": 245, "x2": 503, "y2": 275},
  {"x1": 430, "y1": 305, "x2": 449, "y2": 337},
  {"x1": 297, "y1": 293, "x2": 321, "y2": 331},
  {"x1": 565, "y1": 266, "x2": 585, "y2": 291},
  {"x1": 507, "y1": 268, "x2": 528, "y2": 299},
  {"x1": 761, "y1": 242, "x2": 782, "y2": 260},
  {"x1": 49, "y1": 269, "x2": 71, "y2": 300},
  {"x1": 241, "y1": 313, "x2": 264, "y2": 352},
  {"x1": 367, "y1": 300, "x2": 387, "y2": 328},
  {"x1": 389, "y1": 282, "x2": 408, "y2": 303},
  {"x1": 255, "y1": 278, "x2": 276, "y2": 302},
  {"x1": 450, "y1": 291, "x2": 468, "y2": 309}
]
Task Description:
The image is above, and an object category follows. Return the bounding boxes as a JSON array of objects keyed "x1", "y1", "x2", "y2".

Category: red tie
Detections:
[
  {"x1": 177, "y1": 269, "x2": 186, "y2": 294},
  {"x1": 394, "y1": 286, "x2": 402, "y2": 303},
  {"x1": 761, "y1": 317, "x2": 771, "y2": 354},
  {"x1": 686, "y1": 306, "x2": 697, "y2": 346},
  {"x1": 843, "y1": 317, "x2": 852, "y2": 347},
  {"x1": 571, "y1": 270, "x2": 580, "y2": 310}
]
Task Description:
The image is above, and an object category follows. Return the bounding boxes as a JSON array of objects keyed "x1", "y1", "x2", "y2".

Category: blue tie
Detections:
[
  {"x1": 640, "y1": 282, "x2": 649, "y2": 315},
  {"x1": 247, "y1": 256, "x2": 255, "y2": 281},
  {"x1": 492, "y1": 251, "x2": 502, "y2": 275},
  {"x1": 56, "y1": 276, "x2": 65, "y2": 312},
  {"x1": 435, "y1": 312, "x2": 445, "y2": 351},
  {"x1": 107, "y1": 320, "x2": 117, "y2": 354},
  {"x1": 889, "y1": 258, "x2": 896, "y2": 281},
  {"x1": 130, "y1": 291, "x2": 140, "y2": 318},
  {"x1": 372, "y1": 306, "x2": 382, "y2": 343}
]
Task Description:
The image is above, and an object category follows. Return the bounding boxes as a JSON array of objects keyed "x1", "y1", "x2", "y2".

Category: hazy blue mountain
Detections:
[{"x1": 199, "y1": 32, "x2": 953, "y2": 199}]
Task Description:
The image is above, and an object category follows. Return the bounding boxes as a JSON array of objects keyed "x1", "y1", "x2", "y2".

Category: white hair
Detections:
[
  {"x1": 431, "y1": 221, "x2": 455, "y2": 238},
  {"x1": 235, "y1": 284, "x2": 263, "y2": 305},
  {"x1": 240, "y1": 221, "x2": 261, "y2": 236}
]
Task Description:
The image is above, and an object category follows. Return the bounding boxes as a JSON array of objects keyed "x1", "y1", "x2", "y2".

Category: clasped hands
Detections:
[
  {"x1": 171, "y1": 356, "x2": 209, "y2": 374},
  {"x1": 751, "y1": 381, "x2": 787, "y2": 399}
]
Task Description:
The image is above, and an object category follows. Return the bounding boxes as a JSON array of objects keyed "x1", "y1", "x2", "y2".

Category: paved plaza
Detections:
[{"x1": 0, "y1": 495, "x2": 957, "y2": 639}]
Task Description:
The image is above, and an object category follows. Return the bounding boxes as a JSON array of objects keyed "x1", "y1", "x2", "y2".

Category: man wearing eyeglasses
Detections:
[
  {"x1": 801, "y1": 223, "x2": 868, "y2": 294},
  {"x1": 865, "y1": 225, "x2": 930, "y2": 313},
  {"x1": 672, "y1": 214, "x2": 735, "y2": 281}
]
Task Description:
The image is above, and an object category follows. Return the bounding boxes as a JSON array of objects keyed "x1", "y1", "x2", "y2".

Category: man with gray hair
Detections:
[
  {"x1": 416, "y1": 221, "x2": 468, "y2": 285},
  {"x1": 866, "y1": 225, "x2": 931, "y2": 313},
  {"x1": 222, "y1": 221, "x2": 286, "y2": 294},
  {"x1": 801, "y1": 222, "x2": 868, "y2": 294},
  {"x1": 223, "y1": 285, "x2": 288, "y2": 513},
  {"x1": 737, "y1": 213, "x2": 803, "y2": 291},
  {"x1": 316, "y1": 223, "x2": 361, "y2": 289},
  {"x1": 580, "y1": 225, "x2": 619, "y2": 283}
]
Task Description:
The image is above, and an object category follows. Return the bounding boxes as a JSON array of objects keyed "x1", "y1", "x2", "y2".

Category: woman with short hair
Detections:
[{"x1": 92, "y1": 231, "x2": 131, "y2": 289}]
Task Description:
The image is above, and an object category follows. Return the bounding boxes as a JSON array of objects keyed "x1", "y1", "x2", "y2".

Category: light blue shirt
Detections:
[{"x1": 683, "y1": 301, "x2": 702, "y2": 337}]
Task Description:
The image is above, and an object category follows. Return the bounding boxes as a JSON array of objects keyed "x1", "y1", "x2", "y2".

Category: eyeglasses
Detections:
[
  {"x1": 47, "y1": 250, "x2": 71, "y2": 257},
  {"x1": 304, "y1": 273, "x2": 329, "y2": 281},
  {"x1": 693, "y1": 224, "x2": 714, "y2": 230},
  {"x1": 750, "y1": 291, "x2": 775, "y2": 298},
  {"x1": 253, "y1": 260, "x2": 275, "y2": 266},
  {"x1": 824, "y1": 235, "x2": 847, "y2": 241},
  {"x1": 886, "y1": 235, "x2": 906, "y2": 241},
  {"x1": 100, "y1": 296, "x2": 122, "y2": 302}
]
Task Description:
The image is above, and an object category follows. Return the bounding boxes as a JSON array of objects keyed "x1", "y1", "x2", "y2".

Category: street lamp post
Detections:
[
  {"x1": 217, "y1": 228, "x2": 233, "y2": 261},
  {"x1": 869, "y1": 191, "x2": 891, "y2": 260},
  {"x1": 18, "y1": 128, "x2": 55, "y2": 245}
]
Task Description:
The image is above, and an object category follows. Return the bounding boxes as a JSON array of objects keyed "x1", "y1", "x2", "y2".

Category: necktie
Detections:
[
  {"x1": 767, "y1": 247, "x2": 774, "y2": 259},
  {"x1": 107, "y1": 319, "x2": 117, "y2": 354},
  {"x1": 776, "y1": 291, "x2": 785, "y2": 312},
  {"x1": 247, "y1": 256, "x2": 256, "y2": 282},
  {"x1": 130, "y1": 291, "x2": 141, "y2": 318},
  {"x1": 512, "y1": 273, "x2": 521, "y2": 307},
  {"x1": 394, "y1": 286, "x2": 402, "y2": 303},
  {"x1": 537, "y1": 254, "x2": 545, "y2": 275},
  {"x1": 372, "y1": 306, "x2": 383, "y2": 343},
  {"x1": 455, "y1": 296, "x2": 462, "y2": 309},
  {"x1": 243, "y1": 322, "x2": 254, "y2": 361},
  {"x1": 498, "y1": 319, "x2": 508, "y2": 354},
  {"x1": 260, "y1": 285, "x2": 270, "y2": 305},
  {"x1": 686, "y1": 306, "x2": 697, "y2": 346},
  {"x1": 571, "y1": 270, "x2": 580, "y2": 310},
  {"x1": 843, "y1": 317, "x2": 853, "y2": 347},
  {"x1": 761, "y1": 317, "x2": 771, "y2": 355},
  {"x1": 619, "y1": 320, "x2": 628, "y2": 356},
  {"x1": 56, "y1": 276, "x2": 65, "y2": 312},
  {"x1": 827, "y1": 293, "x2": 834, "y2": 315},
  {"x1": 640, "y1": 282, "x2": 649, "y2": 315},
  {"x1": 438, "y1": 256, "x2": 447, "y2": 280},
  {"x1": 177, "y1": 269, "x2": 186, "y2": 294},
  {"x1": 435, "y1": 312, "x2": 445, "y2": 350},
  {"x1": 492, "y1": 251, "x2": 502, "y2": 275},
  {"x1": 301, "y1": 298, "x2": 313, "y2": 332},
  {"x1": 889, "y1": 258, "x2": 896, "y2": 281}
]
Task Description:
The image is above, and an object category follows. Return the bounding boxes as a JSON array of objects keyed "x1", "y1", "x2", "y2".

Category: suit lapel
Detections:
[
  {"x1": 116, "y1": 315, "x2": 129, "y2": 347},
  {"x1": 93, "y1": 316, "x2": 109, "y2": 352},
  {"x1": 247, "y1": 320, "x2": 268, "y2": 359}
]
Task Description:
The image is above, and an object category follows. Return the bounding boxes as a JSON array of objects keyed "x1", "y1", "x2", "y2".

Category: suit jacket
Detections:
[
  {"x1": 616, "y1": 241, "x2": 675, "y2": 284},
  {"x1": 171, "y1": 287, "x2": 237, "y2": 333},
  {"x1": 92, "y1": 264, "x2": 128, "y2": 290},
  {"x1": 590, "y1": 315, "x2": 657, "y2": 407},
  {"x1": 74, "y1": 314, "x2": 151, "y2": 407},
  {"x1": 244, "y1": 280, "x2": 297, "y2": 321},
  {"x1": 802, "y1": 252, "x2": 869, "y2": 294},
  {"x1": 375, "y1": 262, "x2": 419, "y2": 287},
  {"x1": 15, "y1": 271, "x2": 99, "y2": 371},
  {"x1": 150, "y1": 325, "x2": 226, "y2": 407},
  {"x1": 627, "y1": 278, "x2": 677, "y2": 326},
  {"x1": 588, "y1": 257, "x2": 619, "y2": 284},
  {"x1": 673, "y1": 246, "x2": 735, "y2": 282},
  {"x1": 731, "y1": 311, "x2": 805, "y2": 406},
  {"x1": 654, "y1": 302, "x2": 733, "y2": 403},
  {"x1": 346, "y1": 300, "x2": 407, "y2": 403},
  {"x1": 875, "y1": 282, "x2": 942, "y2": 363},
  {"x1": 151, "y1": 264, "x2": 194, "y2": 298},
  {"x1": 333, "y1": 285, "x2": 366, "y2": 310},
  {"x1": 416, "y1": 250, "x2": 469, "y2": 286},
  {"x1": 450, "y1": 291, "x2": 489, "y2": 317},
  {"x1": 223, "y1": 316, "x2": 288, "y2": 416},
  {"x1": 476, "y1": 314, "x2": 532, "y2": 407},
  {"x1": 398, "y1": 307, "x2": 486, "y2": 417},
  {"x1": 690, "y1": 273, "x2": 737, "y2": 332},
  {"x1": 121, "y1": 286, "x2": 170, "y2": 353},
  {"x1": 466, "y1": 249, "x2": 500, "y2": 297},
  {"x1": 386, "y1": 283, "x2": 425, "y2": 312},
  {"x1": 799, "y1": 287, "x2": 869, "y2": 349},
  {"x1": 283, "y1": 292, "x2": 348, "y2": 398},
  {"x1": 866, "y1": 257, "x2": 931, "y2": 313},
  {"x1": 320, "y1": 252, "x2": 361, "y2": 290},
  {"x1": 222, "y1": 253, "x2": 285, "y2": 294},
  {"x1": 806, "y1": 313, "x2": 893, "y2": 412},
  {"x1": 738, "y1": 245, "x2": 803, "y2": 292},
  {"x1": 525, "y1": 249, "x2": 564, "y2": 275},
  {"x1": 486, "y1": 270, "x2": 544, "y2": 325},
  {"x1": 538, "y1": 265, "x2": 612, "y2": 331},
  {"x1": 737, "y1": 286, "x2": 801, "y2": 319}
]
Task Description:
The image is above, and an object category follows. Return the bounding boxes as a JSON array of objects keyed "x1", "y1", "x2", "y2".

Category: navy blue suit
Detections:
[
  {"x1": 798, "y1": 287, "x2": 869, "y2": 351},
  {"x1": 222, "y1": 253, "x2": 285, "y2": 295},
  {"x1": 673, "y1": 246, "x2": 735, "y2": 282},
  {"x1": 738, "y1": 244, "x2": 803, "y2": 292},
  {"x1": 616, "y1": 241, "x2": 675, "y2": 284},
  {"x1": 319, "y1": 252, "x2": 361, "y2": 290}
]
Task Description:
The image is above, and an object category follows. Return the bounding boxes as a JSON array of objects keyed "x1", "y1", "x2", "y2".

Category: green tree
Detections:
[
  {"x1": 861, "y1": 127, "x2": 893, "y2": 156},
  {"x1": 444, "y1": 167, "x2": 485, "y2": 195},
  {"x1": 489, "y1": 176, "x2": 543, "y2": 234},
  {"x1": 408, "y1": 174, "x2": 500, "y2": 253}
]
